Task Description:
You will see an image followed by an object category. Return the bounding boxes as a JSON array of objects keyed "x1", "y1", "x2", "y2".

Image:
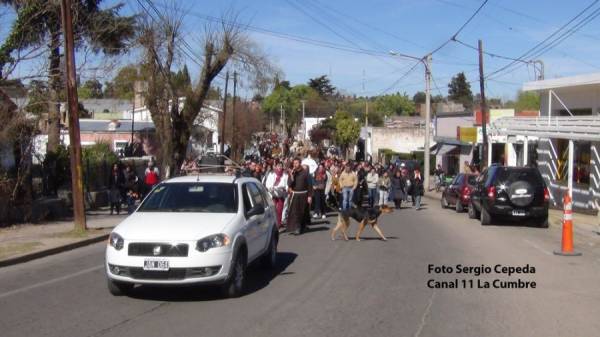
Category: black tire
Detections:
[
  {"x1": 441, "y1": 195, "x2": 449, "y2": 209},
  {"x1": 222, "y1": 251, "x2": 246, "y2": 298},
  {"x1": 480, "y1": 207, "x2": 492, "y2": 226},
  {"x1": 468, "y1": 202, "x2": 479, "y2": 219},
  {"x1": 260, "y1": 230, "x2": 278, "y2": 269},
  {"x1": 455, "y1": 200, "x2": 464, "y2": 213},
  {"x1": 107, "y1": 278, "x2": 134, "y2": 296}
]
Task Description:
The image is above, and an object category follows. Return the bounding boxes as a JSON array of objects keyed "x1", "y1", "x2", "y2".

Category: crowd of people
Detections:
[{"x1": 227, "y1": 140, "x2": 426, "y2": 236}]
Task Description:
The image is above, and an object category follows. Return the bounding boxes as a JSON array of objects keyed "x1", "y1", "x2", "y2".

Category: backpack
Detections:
[{"x1": 145, "y1": 169, "x2": 159, "y2": 185}]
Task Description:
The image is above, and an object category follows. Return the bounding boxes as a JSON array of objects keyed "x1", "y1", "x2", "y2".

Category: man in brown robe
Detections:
[{"x1": 287, "y1": 158, "x2": 312, "y2": 235}]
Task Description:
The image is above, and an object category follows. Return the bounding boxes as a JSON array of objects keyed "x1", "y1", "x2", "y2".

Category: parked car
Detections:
[
  {"x1": 441, "y1": 173, "x2": 478, "y2": 212},
  {"x1": 105, "y1": 175, "x2": 279, "y2": 298},
  {"x1": 468, "y1": 165, "x2": 549, "y2": 227}
]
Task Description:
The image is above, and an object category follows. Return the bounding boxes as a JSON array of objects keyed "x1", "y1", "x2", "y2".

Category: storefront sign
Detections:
[{"x1": 458, "y1": 127, "x2": 477, "y2": 143}]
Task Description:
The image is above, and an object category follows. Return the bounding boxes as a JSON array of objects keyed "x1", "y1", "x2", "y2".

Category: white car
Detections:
[{"x1": 105, "y1": 175, "x2": 279, "y2": 297}]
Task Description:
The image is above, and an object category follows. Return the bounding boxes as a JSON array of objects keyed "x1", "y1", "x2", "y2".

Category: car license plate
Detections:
[
  {"x1": 512, "y1": 210, "x2": 526, "y2": 216},
  {"x1": 144, "y1": 260, "x2": 169, "y2": 271}
]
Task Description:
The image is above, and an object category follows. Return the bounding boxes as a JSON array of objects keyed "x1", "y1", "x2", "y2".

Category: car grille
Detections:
[
  {"x1": 109, "y1": 265, "x2": 222, "y2": 280},
  {"x1": 129, "y1": 267, "x2": 187, "y2": 280},
  {"x1": 128, "y1": 243, "x2": 189, "y2": 257}
]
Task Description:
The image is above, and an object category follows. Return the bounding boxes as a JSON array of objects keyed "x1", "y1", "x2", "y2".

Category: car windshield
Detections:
[{"x1": 138, "y1": 182, "x2": 238, "y2": 213}]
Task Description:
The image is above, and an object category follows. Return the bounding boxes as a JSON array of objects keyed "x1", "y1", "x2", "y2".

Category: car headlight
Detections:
[
  {"x1": 109, "y1": 232, "x2": 124, "y2": 251},
  {"x1": 196, "y1": 234, "x2": 230, "y2": 252}
]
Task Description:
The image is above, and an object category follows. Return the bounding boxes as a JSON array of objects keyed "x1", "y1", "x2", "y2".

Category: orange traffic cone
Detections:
[{"x1": 554, "y1": 193, "x2": 582, "y2": 256}]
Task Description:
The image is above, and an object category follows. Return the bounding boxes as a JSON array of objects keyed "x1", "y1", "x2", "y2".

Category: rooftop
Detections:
[
  {"x1": 523, "y1": 72, "x2": 600, "y2": 92},
  {"x1": 78, "y1": 119, "x2": 155, "y2": 133},
  {"x1": 165, "y1": 175, "x2": 237, "y2": 184}
]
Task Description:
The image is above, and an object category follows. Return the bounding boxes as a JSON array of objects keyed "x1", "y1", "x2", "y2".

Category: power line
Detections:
[
  {"x1": 486, "y1": 0, "x2": 600, "y2": 79},
  {"x1": 428, "y1": 0, "x2": 490, "y2": 55}
]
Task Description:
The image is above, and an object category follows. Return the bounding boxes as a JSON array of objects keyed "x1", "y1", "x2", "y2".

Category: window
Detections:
[
  {"x1": 248, "y1": 183, "x2": 265, "y2": 207},
  {"x1": 138, "y1": 183, "x2": 238, "y2": 213}
]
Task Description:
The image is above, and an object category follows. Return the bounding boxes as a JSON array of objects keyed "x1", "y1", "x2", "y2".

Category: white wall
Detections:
[{"x1": 539, "y1": 86, "x2": 600, "y2": 117}]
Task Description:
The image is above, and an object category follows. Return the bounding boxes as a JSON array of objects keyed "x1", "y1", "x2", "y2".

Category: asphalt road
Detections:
[{"x1": 1, "y1": 199, "x2": 599, "y2": 337}]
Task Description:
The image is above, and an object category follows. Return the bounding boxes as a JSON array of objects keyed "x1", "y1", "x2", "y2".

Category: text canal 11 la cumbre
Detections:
[{"x1": 427, "y1": 264, "x2": 537, "y2": 289}]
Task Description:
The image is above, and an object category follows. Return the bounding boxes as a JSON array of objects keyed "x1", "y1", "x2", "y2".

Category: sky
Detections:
[{"x1": 4, "y1": 0, "x2": 600, "y2": 101}]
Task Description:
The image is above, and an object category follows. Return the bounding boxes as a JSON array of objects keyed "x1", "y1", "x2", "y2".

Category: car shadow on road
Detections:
[{"x1": 127, "y1": 252, "x2": 298, "y2": 302}]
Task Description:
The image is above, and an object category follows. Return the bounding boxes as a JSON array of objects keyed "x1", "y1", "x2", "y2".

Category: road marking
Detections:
[
  {"x1": 523, "y1": 239, "x2": 552, "y2": 255},
  {"x1": 414, "y1": 291, "x2": 436, "y2": 337},
  {"x1": 0, "y1": 265, "x2": 103, "y2": 300}
]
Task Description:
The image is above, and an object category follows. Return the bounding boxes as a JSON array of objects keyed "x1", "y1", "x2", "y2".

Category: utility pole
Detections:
[
  {"x1": 232, "y1": 71, "x2": 237, "y2": 160},
  {"x1": 60, "y1": 0, "x2": 86, "y2": 230},
  {"x1": 219, "y1": 71, "x2": 229, "y2": 155},
  {"x1": 365, "y1": 100, "x2": 369, "y2": 127},
  {"x1": 478, "y1": 39, "x2": 488, "y2": 169},
  {"x1": 301, "y1": 100, "x2": 306, "y2": 140},
  {"x1": 280, "y1": 103, "x2": 284, "y2": 135},
  {"x1": 424, "y1": 54, "x2": 432, "y2": 192},
  {"x1": 130, "y1": 84, "x2": 136, "y2": 145}
]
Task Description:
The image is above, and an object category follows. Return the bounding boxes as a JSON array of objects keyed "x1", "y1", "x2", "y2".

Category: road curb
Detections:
[{"x1": 0, "y1": 233, "x2": 109, "y2": 268}]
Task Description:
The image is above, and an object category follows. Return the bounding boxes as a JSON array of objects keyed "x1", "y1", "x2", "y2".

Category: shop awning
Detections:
[{"x1": 436, "y1": 144, "x2": 458, "y2": 156}]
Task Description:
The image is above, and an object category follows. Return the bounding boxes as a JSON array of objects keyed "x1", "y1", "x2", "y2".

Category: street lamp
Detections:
[{"x1": 389, "y1": 51, "x2": 432, "y2": 191}]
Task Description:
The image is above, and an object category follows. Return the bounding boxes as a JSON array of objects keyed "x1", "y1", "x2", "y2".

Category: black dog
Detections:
[{"x1": 331, "y1": 206, "x2": 387, "y2": 241}]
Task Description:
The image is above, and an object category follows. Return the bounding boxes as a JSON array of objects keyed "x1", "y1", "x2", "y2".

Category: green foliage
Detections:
[
  {"x1": 25, "y1": 80, "x2": 49, "y2": 116},
  {"x1": 334, "y1": 111, "x2": 360, "y2": 148},
  {"x1": 448, "y1": 72, "x2": 473, "y2": 108},
  {"x1": 0, "y1": 1, "x2": 135, "y2": 76},
  {"x1": 107, "y1": 65, "x2": 142, "y2": 99},
  {"x1": 413, "y1": 91, "x2": 426, "y2": 104},
  {"x1": 308, "y1": 75, "x2": 336, "y2": 97},
  {"x1": 82, "y1": 142, "x2": 118, "y2": 165},
  {"x1": 514, "y1": 91, "x2": 540, "y2": 112},
  {"x1": 374, "y1": 93, "x2": 415, "y2": 116},
  {"x1": 78, "y1": 79, "x2": 103, "y2": 99},
  {"x1": 43, "y1": 145, "x2": 71, "y2": 189},
  {"x1": 172, "y1": 65, "x2": 191, "y2": 96}
]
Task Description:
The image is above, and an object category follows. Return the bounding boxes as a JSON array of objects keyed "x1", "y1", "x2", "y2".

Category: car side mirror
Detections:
[{"x1": 247, "y1": 205, "x2": 265, "y2": 217}]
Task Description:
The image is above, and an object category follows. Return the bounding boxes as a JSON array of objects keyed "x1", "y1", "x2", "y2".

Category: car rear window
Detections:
[
  {"x1": 467, "y1": 175, "x2": 477, "y2": 185},
  {"x1": 495, "y1": 168, "x2": 544, "y2": 186},
  {"x1": 138, "y1": 182, "x2": 238, "y2": 213}
]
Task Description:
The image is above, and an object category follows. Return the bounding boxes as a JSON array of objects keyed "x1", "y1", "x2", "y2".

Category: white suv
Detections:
[{"x1": 105, "y1": 175, "x2": 278, "y2": 297}]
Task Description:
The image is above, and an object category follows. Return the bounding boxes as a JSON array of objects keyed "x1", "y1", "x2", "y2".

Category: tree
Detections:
[
  {"x1": 25, "y1": 80, "x2": 49, "y2": 116},
  {"x1": 514, "y1": 91, "x2": 540, "y2": 112},
  {"x1": 110, "y1": 65, "x2": 141, "y2": 99},
  {"x1": 140, "y1": 9, "x2": 276, "y2": 177},
  {"x1": 448, "y1": 72, "x2": 473, "y2": 108},
  {"x1": 374, "y1": 93, "x2": 415, "y2": 116},
  {"x1": 334, "y1": 111, "x2": 360, "y2": 157},
  {"x1": 172, "y1": 65, "x2": 191, "y2": 96},
  {"x1": 308, "y1": 75, "x2": 336, "y2": 97},
  {"x1": 413, "y1": 91, "x2": 426, "y2": 104},
  {"x1": 0, "y1": 1, "x2": 135, "y2": 153},
  {"x1": 78, "y1": 79, "x2": 103, "y2": 99}
]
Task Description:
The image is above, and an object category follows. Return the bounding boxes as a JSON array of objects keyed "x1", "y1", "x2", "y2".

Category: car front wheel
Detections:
[
  {"x1": 107, "y1": 278, "x2": 134, "y2": 296},
  {"x1": 222, "y1": 251, "x2": 246, "y2": 298}
]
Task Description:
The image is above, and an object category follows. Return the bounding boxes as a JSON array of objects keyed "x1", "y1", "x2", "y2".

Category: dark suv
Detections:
[{"x1": 468, "y1": 165, "x2": 549, "y2": 227}]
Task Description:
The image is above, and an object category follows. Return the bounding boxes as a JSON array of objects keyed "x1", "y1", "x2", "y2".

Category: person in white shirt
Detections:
[
  {"x1": 301, "y1": 153, "x2": 318, "y2": 175},
  {"x1": 265, "y1": 162, "x2": 288, "y2": 229}
]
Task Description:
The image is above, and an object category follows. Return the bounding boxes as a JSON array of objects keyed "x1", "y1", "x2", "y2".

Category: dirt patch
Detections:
[{"x1": 0, "y1": 242, "x2": 43, "y2": 259}]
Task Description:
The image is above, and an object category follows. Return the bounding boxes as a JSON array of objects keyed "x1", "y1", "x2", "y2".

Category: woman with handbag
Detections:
[{"x1": 265, "y1": 162, "x2": 288, "y2": 229}]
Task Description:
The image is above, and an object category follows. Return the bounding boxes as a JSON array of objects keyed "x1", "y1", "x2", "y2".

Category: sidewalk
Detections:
[
  {"x1": 424, "y1": 190, "x2": 600, "y2": 236},
  {"x1": 0, "y1": 209, "x2": 126, "y2": 267}
]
